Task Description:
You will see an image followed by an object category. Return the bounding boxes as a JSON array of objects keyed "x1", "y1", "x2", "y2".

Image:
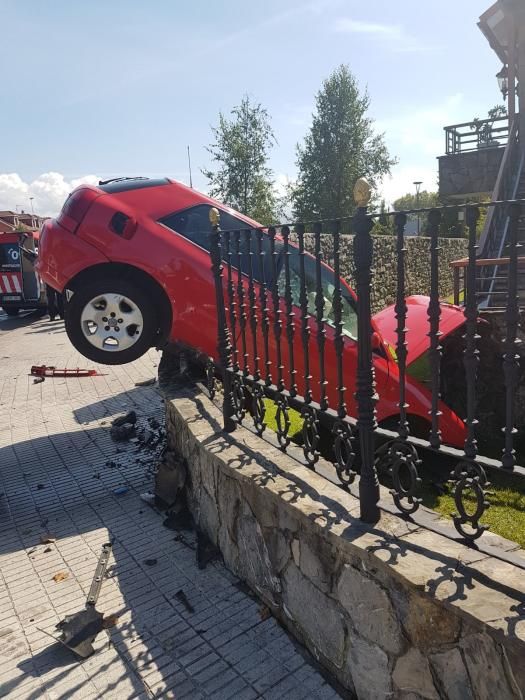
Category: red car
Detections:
[{"x1": 37, "y1": 177, "x2": 467, "y2": 447}]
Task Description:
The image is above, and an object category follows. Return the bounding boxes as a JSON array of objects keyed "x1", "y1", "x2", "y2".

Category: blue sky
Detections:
[{"x1": 0, "y1": 0, "x2": 504, "y2": 215}]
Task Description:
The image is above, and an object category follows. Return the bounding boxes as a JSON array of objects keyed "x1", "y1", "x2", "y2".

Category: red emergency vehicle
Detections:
[{"x1": 0, "y1": 230, "x2": 47, "y2": 316}]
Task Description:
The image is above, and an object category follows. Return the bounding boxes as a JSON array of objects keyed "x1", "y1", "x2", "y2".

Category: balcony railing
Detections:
[{"x1": 444, "y1": 116, "x2": 510, "y2": 154}]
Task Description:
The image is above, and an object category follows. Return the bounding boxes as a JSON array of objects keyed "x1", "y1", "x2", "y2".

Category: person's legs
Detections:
[{"x1": 46, "y1": 285, "x2": 58, "y2": 320}]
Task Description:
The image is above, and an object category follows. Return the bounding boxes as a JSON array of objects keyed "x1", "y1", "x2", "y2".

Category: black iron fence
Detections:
[{"x1": 205, "y1": 185, "x2": 524, "y2": 544}]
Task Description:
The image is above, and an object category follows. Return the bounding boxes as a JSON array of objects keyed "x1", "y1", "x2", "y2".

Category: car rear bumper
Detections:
[{"x1": 37, "y1": 219, "x2": 110, "y2": 292}]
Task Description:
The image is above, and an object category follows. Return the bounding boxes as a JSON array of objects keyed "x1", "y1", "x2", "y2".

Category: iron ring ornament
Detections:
[
  {"x1": 251, "y1": 384, "x2": 266, "y2": 436},
  {"x1": 275, "y1": 396, "x2": 291, "y2": 450},
  {"x1": 332, "y1": 420, "x2": 357, "y2": 486},
  {"x1": 301, "y1": 405, "x2": 320, "y2": 468},
  {"x1": 375, "y1": 440, "x2": 422, "y2": 515},
  {"x1": 231, "y1": 374, "x2": 246, "y2": 422},
  {"x1": 450, "y1": 461, "x2": 490, "y2": 541}
]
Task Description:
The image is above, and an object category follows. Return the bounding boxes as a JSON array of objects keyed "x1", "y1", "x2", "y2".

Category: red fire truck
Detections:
[{"x1": 0, "y1": 230, "x2": 47, "y2": 316}]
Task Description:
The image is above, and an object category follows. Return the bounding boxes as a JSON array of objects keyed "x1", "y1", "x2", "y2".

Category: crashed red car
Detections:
[{"x1": 37, "y1": 176, "x2": 467, "y2": 447}]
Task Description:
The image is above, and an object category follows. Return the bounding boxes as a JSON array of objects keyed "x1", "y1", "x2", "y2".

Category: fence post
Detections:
[
  {"x1": 352, "y1": 178, "x2": 380, "y2": 523},
  {"x1": 209, "y1": 208, "x2": 236, "y2": 433}
]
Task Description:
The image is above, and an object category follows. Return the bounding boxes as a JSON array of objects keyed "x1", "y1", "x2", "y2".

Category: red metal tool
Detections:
[{"x1": 30, "y1": 365, "x2": 102, "y2": 378}]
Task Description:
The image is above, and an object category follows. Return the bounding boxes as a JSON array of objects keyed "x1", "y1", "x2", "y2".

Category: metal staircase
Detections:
[{"x1": 477, "y1": 121, "x2": 525, "y2": 307}]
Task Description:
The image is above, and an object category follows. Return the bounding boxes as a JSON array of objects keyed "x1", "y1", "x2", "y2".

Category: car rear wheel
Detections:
[{"x1": 65, "y1": 278, "x2": 158, "y2": 365}]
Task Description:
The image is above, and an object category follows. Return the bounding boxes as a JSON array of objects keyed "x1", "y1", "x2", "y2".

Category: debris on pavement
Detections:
[
  {"x1": 112, "y1": 486, "x2": 128, "y2": 496},
  {"x1": 140, "y1": 491, "x2": 156, "y2": 506},
  {"x1": 55, "y1": 542, "x2": 113, "y2": 658},
  {"x1": 33, "y1": 376, "x2": 45, "y2": 384},
  {"x1": 52, "y1": 571, "x2": 69, "y2": 583},
  {"x1": 30, "y1": 365, "x2": 102, "y2": 378},
  {"x1": 112, "y1": 410, "x2": 137, "y2": 427},
  {"x1": 144, "y1": 558, "x2": 157, "y2": 567},
  {"x1": 196, "y1": 530, "x2": 221, "y2": 570},
  {"x1": 162, "y1": 493, "x2": 193, "y2": 532},
  {"x1": 135, "y1": 377, "x2": 156, "y2": 387},
  {"x1": 110, "y1": 424, "x2": 136, "y2": 441},
  {"x1": 174, "y1": 589, "x2": 195, "y2": 613}
]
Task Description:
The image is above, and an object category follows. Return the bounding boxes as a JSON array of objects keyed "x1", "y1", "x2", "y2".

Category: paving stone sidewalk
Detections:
[{"x1": 0, "y1": 312, "x2": 342, "y2": 699}]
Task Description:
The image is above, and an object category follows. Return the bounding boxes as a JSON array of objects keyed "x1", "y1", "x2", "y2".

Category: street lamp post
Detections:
[{"x1": 413, "y1": 181, "x2": 422, "y2": 235}]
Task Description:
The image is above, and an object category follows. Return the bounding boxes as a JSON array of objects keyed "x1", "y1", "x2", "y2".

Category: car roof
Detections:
[{"x1": 94, "y1": 177, "x2": 263, "y2": 230}]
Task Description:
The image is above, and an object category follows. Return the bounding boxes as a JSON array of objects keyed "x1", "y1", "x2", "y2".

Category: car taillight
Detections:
[{"x1": 57, "y1": 189, "x2": 98, "y2": 233}]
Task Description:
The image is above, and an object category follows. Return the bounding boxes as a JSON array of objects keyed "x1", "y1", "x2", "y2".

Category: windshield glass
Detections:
[{"x1": 276, "y1": 246, "x2": 357, "y2": 339}]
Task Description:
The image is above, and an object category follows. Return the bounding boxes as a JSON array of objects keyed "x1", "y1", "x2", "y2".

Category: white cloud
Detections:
[
  {"x1": 0, "y1": 172, "x2": 98, "y2": 218},
  {"x1": 333, "y1": 18, "x2": 403, "y2": 38},
  {"x1": 333, "y1": 17, "x2": 438, "y2": 53},
  {"x1": 377, "y1": 93, "x2": 464, "y2": 158}
]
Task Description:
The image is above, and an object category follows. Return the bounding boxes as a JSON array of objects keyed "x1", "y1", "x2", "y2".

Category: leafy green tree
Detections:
[
  {"x1": 393, "y1": 190, "x2": 472, "y2": 238},
  {"x1": 203, "y1": 95, "x2": 277, "y2": 224},
  {"x1": 291, "y1": 65, "x2": 395, "y2": 222},
  {"x1": 393, "y1": 191, "x2": 439, "y2": 212},
  {"x1": 372, "y1": 199, "x2": 393, "y2": 234}
]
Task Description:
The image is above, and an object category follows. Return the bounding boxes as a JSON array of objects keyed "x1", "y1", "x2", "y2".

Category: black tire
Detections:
[
  {"x1": 4, "y1": 307, "x2": 20, "y2": 317},
  {"x1": 64, "y1": 277, "x2": 159, "y2": 365}
]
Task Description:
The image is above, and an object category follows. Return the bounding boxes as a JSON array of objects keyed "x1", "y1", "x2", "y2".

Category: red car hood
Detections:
[{"x1": 373, "y1": 295, "x2": 465, "y2": 367}]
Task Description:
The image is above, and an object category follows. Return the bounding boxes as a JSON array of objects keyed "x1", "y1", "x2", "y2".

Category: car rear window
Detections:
[{"x1": 98, "y1": 177, "x2": 170, "y2": 193}]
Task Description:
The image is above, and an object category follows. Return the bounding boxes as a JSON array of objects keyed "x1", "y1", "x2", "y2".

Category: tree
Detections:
[
  {"x1": 372, "y1": 199, "x2": 393, "y2": 235},
  {"x1": 291, "y1": 65, "x2": 395, "y2": 222},
  {"x1": 393, "y1": 190, "x2": 470, "y2": 238},
  {"x1": 203, "y1": 95, "x2": 277, "y2": 224},
  {"x1": 393, "y1": 191, "x2": 439, "y2": 212}
]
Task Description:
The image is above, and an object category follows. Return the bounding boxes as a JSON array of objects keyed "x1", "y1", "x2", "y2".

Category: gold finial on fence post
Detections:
[{"x1": 353, "y1": 178, "x2": 371, "y2": 208}]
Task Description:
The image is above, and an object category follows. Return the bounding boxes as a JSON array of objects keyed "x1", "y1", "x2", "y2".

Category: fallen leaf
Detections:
[
  {"x1": 52, "y1": 571, "x2": 69, "y2": 583},
  {"x1": 102, "y1": 614, "x2": 120, "y2": 629},
  {"x1": 258, "y1": 606, "x2": 271, "y2": 621}
]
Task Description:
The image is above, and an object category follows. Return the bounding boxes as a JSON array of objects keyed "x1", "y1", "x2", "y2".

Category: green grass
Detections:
[{"x1": 263, "y1": 399, "x2": 525, "y2": 547}]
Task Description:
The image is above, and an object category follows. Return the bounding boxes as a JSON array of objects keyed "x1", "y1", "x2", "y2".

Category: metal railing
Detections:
[
  {"x1": 444, "y1": 116, "x2": 510, "y2": 154},
  {"x1": 451, "y1": 255, "x2": 525, "y2": 308},
  {"x1": 206, "y1": 187, "x2": 524, "y2": 545}
]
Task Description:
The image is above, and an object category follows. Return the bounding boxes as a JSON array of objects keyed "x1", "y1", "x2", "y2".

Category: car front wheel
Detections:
[{"x1": 65, "y1": 278, "x2": 158, "y2": 365}]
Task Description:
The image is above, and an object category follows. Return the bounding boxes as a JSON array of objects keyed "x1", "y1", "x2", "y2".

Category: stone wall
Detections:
[
  {"x1": 438, "y1": 147, "x2": 503, "y2": 198},
  {"x1": 161, "y1": 376, "x2": 525, "y2": 700},
  {"x1": 299, "y1": 234, "x2": 467, "y2": 314}
]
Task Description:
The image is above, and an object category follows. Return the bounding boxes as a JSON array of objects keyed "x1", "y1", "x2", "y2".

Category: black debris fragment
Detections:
[
  {"x1": 162, "y1": 493, "x2": 193, "y2": 532},
  {"x1": 110, "y1": 424, "x2": 135, "y2": 442},
  {"x1": 112, "y1": 410, "x2": 137, "y2": 427},
  {"x1": 135, "y1": 378, "x2": 156, "y2": 387},
  {"x1": 174, "y1": 590, "x2": 195, "y2": 613},
  {"x1": 144, "y1": 558, "x2": 157, "y2": 567}
]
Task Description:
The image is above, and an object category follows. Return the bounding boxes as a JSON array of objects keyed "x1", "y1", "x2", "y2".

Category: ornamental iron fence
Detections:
[{"x1": 205, "y1": 183, "x2": 524, "y2": 546}]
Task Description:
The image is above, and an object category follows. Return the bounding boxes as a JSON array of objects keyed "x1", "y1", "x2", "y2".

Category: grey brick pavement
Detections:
[{"x1": 0, "y1": 312, "x2": 342, "y2": 699}]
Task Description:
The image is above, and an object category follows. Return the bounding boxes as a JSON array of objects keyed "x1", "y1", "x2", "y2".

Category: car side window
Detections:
[
  {"x1": 159, "y1": 204, "x2": 272, "y2": 282},
  {"x1": 276, "y1": 247, "x2": 358, "y2": 339}
]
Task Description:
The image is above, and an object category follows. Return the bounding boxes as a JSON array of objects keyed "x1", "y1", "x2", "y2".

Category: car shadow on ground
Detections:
[{"x1": 0, "y1": 310, "x2": 48, "y2": 332}]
